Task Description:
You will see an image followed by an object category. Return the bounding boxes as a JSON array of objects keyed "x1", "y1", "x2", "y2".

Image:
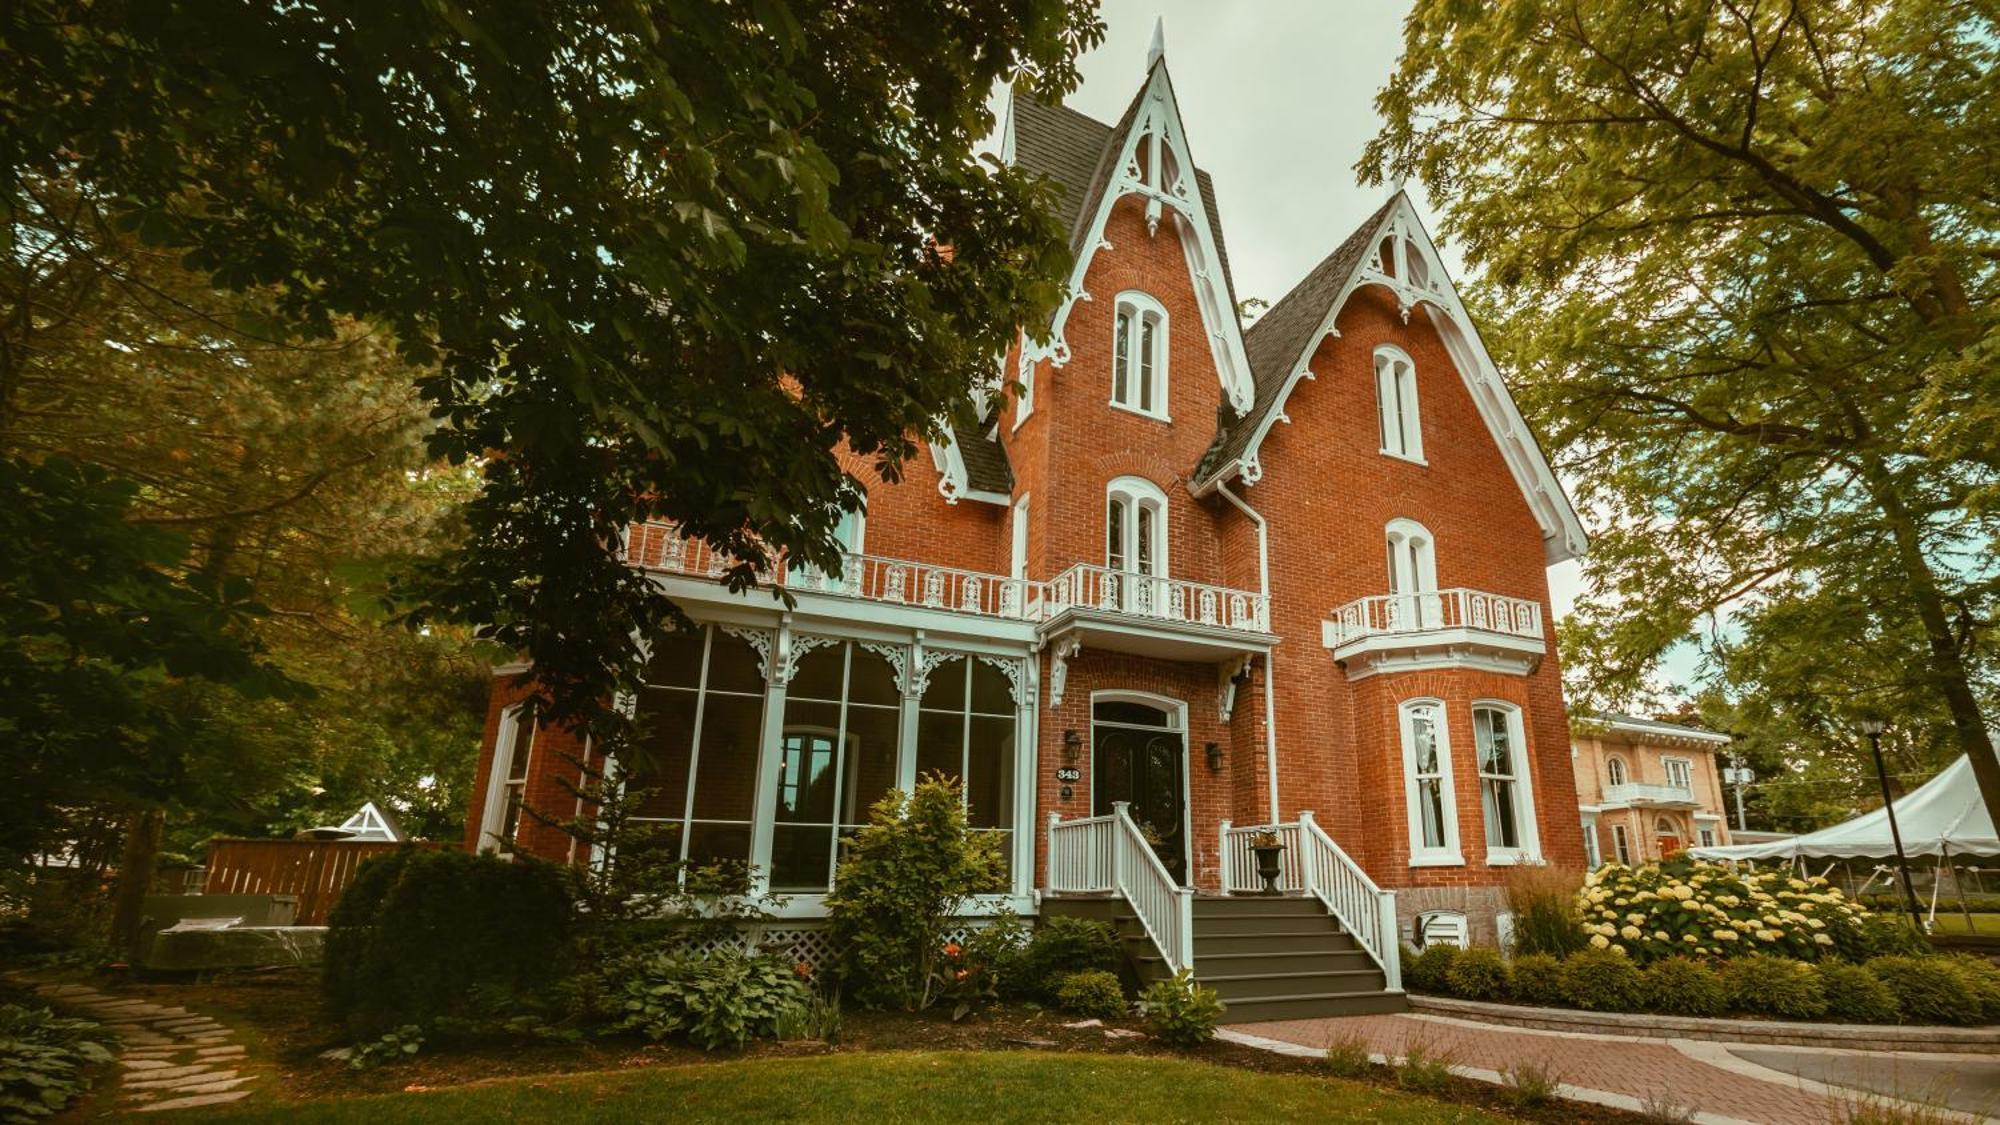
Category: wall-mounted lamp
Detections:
[
  {"x1": 1062, "y1": 728, "x2": 1082, "y2": 764},
  {"x1": 1205, "y1": 741, "x2": 1224, "y2": 771}
]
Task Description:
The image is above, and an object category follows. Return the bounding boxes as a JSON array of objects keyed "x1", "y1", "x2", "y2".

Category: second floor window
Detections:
[
  {"x1": 1664, "y1": 757, "x2": 1693, "y2": 790},
  {"x1": 1606, "y1": 756, "x2": 1628, "y2": 787},
  {"x1": 1113, "y1": 292, "x2": 1168, "y2": 417},
  {"x1": 1107, "y1": 477, "x2": 1168, "y2": 577},
  {"x1": 1375, "y1": 345, "x2": 1422, "y2": 460}
]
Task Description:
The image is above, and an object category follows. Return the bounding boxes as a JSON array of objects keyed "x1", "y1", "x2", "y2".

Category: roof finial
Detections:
[{"x1": 1147, "y1": 17, "x2": 1165, "y2": 69}]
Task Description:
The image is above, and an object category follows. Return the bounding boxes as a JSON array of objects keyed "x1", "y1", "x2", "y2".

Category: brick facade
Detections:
[{"x1": 465, "y1": 62, "x2": 1589, "y2": 944}]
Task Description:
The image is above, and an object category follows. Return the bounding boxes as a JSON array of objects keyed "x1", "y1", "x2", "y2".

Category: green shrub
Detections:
[
  {"x1": 1140, "y1": 969, "x2": 1224, "y2": 1046},
  {"x1": 348, "y1": 1025, "x2": 425, "y2": 1070},
  {"x1": 1508, "y1": 953, "x2": 1566, "y2": 1006},
  {"x1": 323, "y1": 848, "x2": 573, "y2": 1037},
  {"x1": 1639, "y1": 958, "x2": 1728, "y2": 1017},
  {"x1": 1401, "y1": 943, "x2": 1460, "y2": 994},
  {"x1": 963, "y1": 910, "x2": 1032, "y2": 1001},
  {"x1": 1558, "y1": 949, "x2": 1645, "y2": 1011},
  {"x1": 0, "y1": 1005, "x2": 115, "y2": 1120},
  {"x1": 1818, "y1": 962, "x2": 1900, "y2": 1024},
  {"x1": 825, "y1": 778, "x2": 1005, "y2": 1011},
  {"x1": 1442, "y1": 946, "x2": 1510, "y2": 1001},
  {"x1": 1866, "y1": 956, "x2": 1979, "y2": 1026},
  {"x1": 1942, "y1": 954, "x2": 2000, "y2": 1023},
  {"x1": 1053, "y1": 969, "x2": 1127, "y2": 1020},
  {"x1": 616, "y1": 946, "x2": 812, "y2": 1050},
  {"x1": 1721, "y1": 954, "x2": 1827, "y2": 1020},
  {"x1": 1578, "y1": 859, "x2": 1874, "y2": 964},
  {"x1": 1021, "y1": 915, "x2": 1122, "y2": 1000},
  {"x1": 771, "y1": 990, "x2": 843, "y2": 1043},
  {"x1": 1856, "y1": 915, "x2": 1932, "y2": 958},
  {"x1": 1505, "y1": 865, "x2": 1588, "y2": 957}
]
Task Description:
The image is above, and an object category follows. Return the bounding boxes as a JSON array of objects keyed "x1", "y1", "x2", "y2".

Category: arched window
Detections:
[
  {"x1": 1375, "y1": 345, "x2": 1422, "y2": 461},
  {"x1": 1400, "y1": 698, "x2": 1461, "y2": 865},
  {"x1": 1606, "y1": 756, "x2": 1628, "y2": 787},
  {"x1": 1112, "y1": 292, "x2": 1169, "y2": 418},
  {"x1": 1473, "y1": 702, "x2": 1540, "y2": 862},
  {"x1": 1385, "y1": 518, "x2": 1439, "y2": 628},
  {"x1": 1107, "y1": 477, "x2": 1168, "y2": 578}
]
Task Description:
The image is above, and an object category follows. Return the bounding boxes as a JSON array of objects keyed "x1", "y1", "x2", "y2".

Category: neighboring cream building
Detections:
[{"x1": 1572, "y1": 714, "x2": 1733, "y2": 868}]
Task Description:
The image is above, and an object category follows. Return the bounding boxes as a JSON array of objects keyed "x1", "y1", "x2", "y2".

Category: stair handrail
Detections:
[
  {"x1": 1297, "y1": 811, "x2": 1402, "y2": 992},
  {"x1": 1111, "y1": 802, "x2": 1193, "y2": 973},
  {"x1": 1046, "y1": 811, "x2": 1117, "y2": 895}
]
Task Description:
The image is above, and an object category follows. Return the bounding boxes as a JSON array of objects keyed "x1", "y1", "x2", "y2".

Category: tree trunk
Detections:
[
  {"x1": 108, "y1": 807, "x2": 165, "y2": 957},
  {"x1": 1860, "y1": 463, "x2": 2000, "y2": 827}
]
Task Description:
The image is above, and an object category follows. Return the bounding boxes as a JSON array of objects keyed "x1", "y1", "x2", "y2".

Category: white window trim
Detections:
[
  {"x1": 1111, "y1": 291, "x2": 1170, "y2": 422},
  {"x1": 478, "y1": 704, "x2": 535, "y2": 853},
  {"x1": 1399, "y1": 698, "x2": 1463, "y2": 866},
  {"x1": 1106, "y1": 476, "x2": 1170, "y2": 579},
  {"x1": 1012, "y1": 344, "x2": 1034, "y2": 429},
  {"x1": 1606, "y1": 754, "x2": 1629, "y2": 787},
  {"x1": 1662, "y1": 755, "x2": 1694, "y2": 790},
  {"x1": 1472, "y1": 700, "x2": 1541, "y2": 866},
  {"x1": 1374, "y1": 343, "x2": 1425, "y2": 464},
  {"x1": 1581, "y1": 815, "x2": 1602, "y2": 869},
  {"x1": 1611, "y1": 823, "x2": 1631, "y2": 865},
  {"x1": 1010, "y1": 494, "x2": 1030, "y2": 581}
]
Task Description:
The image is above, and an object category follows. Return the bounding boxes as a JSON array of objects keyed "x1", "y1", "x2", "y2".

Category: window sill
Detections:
[
  {"x1": 1408, "y1": 851, "x2": 1464, "y2": 868},
  {"x1": 1379, "y1": 448, "x2": 1428, "y2": 467},
  {"x1": 1484, "y1": 850, "x2": 1541, "y2": 867},
  {"x1": 1109, "y1": 401, "x2": 1172, "y2": 424}
]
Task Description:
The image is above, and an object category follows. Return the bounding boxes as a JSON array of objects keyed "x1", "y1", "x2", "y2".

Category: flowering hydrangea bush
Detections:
[{"x1": 1577, "y1": 859, "x2": 1873, "y2": 964}]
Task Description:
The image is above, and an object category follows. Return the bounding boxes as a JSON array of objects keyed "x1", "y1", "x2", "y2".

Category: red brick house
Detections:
[{"x1": 464, "y1": 46, "x2": 1589, "y2": 1018}]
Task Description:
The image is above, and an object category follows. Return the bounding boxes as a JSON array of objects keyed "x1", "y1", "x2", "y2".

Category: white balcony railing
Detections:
[
  {"x1": 1042, "y1": 562, "x2": 1269, "y2": 633},
  {"x1": 629, "y1": 523, "x2": 1270, "y2": 636},
  {"x1": 1603, "y1": 782, "x2": 1697, "y2": 807},
  {"x1": 1324, "y1": 588, "x2": 1542, "y2": 647}
]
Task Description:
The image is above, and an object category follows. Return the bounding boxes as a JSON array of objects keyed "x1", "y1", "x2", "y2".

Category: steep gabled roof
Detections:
[
  {"x1": 1011, "y1": 88, "x2": 1238, "y2": 318},
  {"x1": 1198, "y1": 196, "x2": 1399, "y2": 480}
]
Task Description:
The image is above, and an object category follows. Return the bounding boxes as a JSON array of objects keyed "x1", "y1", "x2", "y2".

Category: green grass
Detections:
[
  {"x1": 1925, "y1": 912, "x2": 2000, "y2": 935},
  {"x1": 199, "y1": 1050, "x2": 1509, "y2": 1123}
]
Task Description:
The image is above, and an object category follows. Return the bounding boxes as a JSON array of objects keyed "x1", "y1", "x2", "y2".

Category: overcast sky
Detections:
[{"x1": 989, "y1": 1, "x2": 1595, "y2": 621}]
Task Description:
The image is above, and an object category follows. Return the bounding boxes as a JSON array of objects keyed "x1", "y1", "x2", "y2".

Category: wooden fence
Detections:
[{"x1": 201, "y1": 839, "x2": 447, "y2": 925}]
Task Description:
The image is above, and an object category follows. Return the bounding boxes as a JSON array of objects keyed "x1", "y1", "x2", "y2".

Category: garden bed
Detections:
[{"x1": 1408, "y1": 994, "x2": 2000, "y2": 1052}]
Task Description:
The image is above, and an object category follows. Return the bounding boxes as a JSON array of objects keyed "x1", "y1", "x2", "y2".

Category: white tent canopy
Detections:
[{"x1": 1689, "y1": 755, "x2": 1998, "y2": 862}]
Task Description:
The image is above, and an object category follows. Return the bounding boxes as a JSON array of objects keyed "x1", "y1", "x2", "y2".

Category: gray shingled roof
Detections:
[
  {"x1": 952, "y1": 415, "x2": 1014, "y2": 496},
  {"x1": 1010, "y1": 65, "x2": 1238, "y2": 319},
  {"x1": 1196, "y1": 194, "x2": 1402, "y2": 482}
]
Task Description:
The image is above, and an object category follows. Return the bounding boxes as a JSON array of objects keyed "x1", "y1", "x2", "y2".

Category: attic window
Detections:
[
  {"x1": 1374, "y1": 345, "x2": 1422, "y2": 462},
  {"x1": 1112, "y1": 292, "x2": 1168, "y2": 419}
]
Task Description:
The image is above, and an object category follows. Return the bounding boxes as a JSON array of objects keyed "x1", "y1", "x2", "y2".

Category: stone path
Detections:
[
  {"x1": 1225, "y1": 1012, "x2": 1993, "y2": 1125},
  {"x1": 28, "y1": 981, "x2": 259, "y2": 1113}
]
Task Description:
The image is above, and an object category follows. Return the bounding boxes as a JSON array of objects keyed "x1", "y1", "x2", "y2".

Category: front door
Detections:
[{"x1": 1092, "y1": 698, "x2": 1187, "y2": 882}]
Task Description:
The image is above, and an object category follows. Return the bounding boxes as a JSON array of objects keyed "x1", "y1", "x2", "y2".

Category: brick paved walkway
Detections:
[
  {"x1": 30, "y1": 981, "x2": 258, "y2": 1113},
  {"x1": 1226, "y1": 1012, "x2": 1977, "y2": 1125}
]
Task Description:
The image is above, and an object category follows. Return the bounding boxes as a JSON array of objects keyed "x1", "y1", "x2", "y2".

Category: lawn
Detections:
[
  {"x1": 1929, "y1": 912, "x2": 2000, "y2": 935},
  {"x1": 196, "y1": 1050, "x2": 1510, "y2": 1123}
]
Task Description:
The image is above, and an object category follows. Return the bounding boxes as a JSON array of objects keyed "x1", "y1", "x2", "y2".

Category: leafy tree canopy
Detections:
[
  {"x1": 4, "y1": 0, "x2": 1102, "y2": 736},
  {"x1": 1368, "y1": 0, "x2": 2000, "y2": 818}
]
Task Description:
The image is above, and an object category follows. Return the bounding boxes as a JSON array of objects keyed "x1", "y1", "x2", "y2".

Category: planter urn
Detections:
[{"x1": 1252, "y1": 844, "x2": 1285, "y2": 895}]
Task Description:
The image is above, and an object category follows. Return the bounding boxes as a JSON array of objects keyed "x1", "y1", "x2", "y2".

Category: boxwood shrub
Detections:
[
  {"x1": 1866, "y1": 956, "x2": 1979, "y2": 1025},
  {"x1": 1507, "y1": 953, "x2": 1565, "y2": 1006},
  {"x1": 1053, "y1": 969, "x2": 1127, "y2": 1020},
  {"x1": 1402, "y1": 944, "x2": 1460, "y2": 995},
  {"x1": 1640, "y1": 958, "x2": 1728, "y2": 1017},
  {"x1": 1558, "y1": 949, "x2": 1645, "y2": 1011},
  {"x1": 1443, "y1": 947, "x2": 1510, "y2": 1002},
  {"x1": 1720, "y1": 955, "x2": 1827, "y2": 1020},
  {"x1": 1818, "y1": 962, "x2": 1901, "y2": 1025},
  {"x1": 323, "y1": 848, "x2": 573, "y2": 1037},
  {"x1": 1943, "y1": 954, "x2": 2000, "y2": 1023}
]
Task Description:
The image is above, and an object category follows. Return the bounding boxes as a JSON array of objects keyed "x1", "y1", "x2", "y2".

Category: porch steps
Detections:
[{"x1": 1045, "y1": 894, "x2": 1407, "y2": 1022}]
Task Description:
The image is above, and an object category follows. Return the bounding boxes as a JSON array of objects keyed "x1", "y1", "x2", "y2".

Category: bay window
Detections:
[
  {"x1": 1400, "y1": 699, "x2": 1460, "y2": 865},
  {"x1": 1473, "y1": 702, "x2": 1539, "y2": 862}
]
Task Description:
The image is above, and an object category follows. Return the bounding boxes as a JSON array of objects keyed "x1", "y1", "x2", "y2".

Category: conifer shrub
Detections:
[
  {"x1": 1720, "y1": 954, "x2": 1827, "y2": 1020},
  {"x1": 1053, "y1": 969, "x2": 1127, "y2": 1020},
  {"x1": 1557, "y1": 948, "x2": 1645, "y2": 1011},
  {"x1": 1508, "y1": 953, "x2": 1566, "y2": 1006},
  {"x1": 1639, "y1": 958, "x2": 1727, "y2": 1017},
  {"x1": 1866, "y1": 956, "x2": 1980, "y2": 1025},
  {"x1": 1442, "y1": 946, "x2": 1511, "y2": 1001},
  {"x1": 1941, "y1": 954, "x2": 2000, "y2": 1023},
  {"x1": 1401, "y1": 943, "x2": 1461, "y2": 994},
  {"x1": 1818, "y1": 962, "x2": 1900, "y2": 1025},
  {"x1": 323, "y1": 848, "x2": 573, "y2": 1037}
]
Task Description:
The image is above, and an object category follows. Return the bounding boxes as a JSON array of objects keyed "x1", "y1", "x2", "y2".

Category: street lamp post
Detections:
[{"x1": 1860, "y1": 718, "x2": 1926, "y2": 936}]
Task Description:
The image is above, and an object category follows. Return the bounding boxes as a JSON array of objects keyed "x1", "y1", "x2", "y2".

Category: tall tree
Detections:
[
  {"x1": 4, "y1": 0, "x2": 1100, "y2": 742},
  {"x1": 1366, "y1": 0, "x2": 2000, "y2": 819}
]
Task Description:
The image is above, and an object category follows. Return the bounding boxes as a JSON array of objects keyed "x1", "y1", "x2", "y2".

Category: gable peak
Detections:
[{"x1": 1146, "y1": 17, "x2": 1165, "y2": 70}]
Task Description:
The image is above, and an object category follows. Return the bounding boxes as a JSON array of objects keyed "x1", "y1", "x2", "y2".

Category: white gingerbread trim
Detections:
[
  {"x1": 719, "y1": 624, "x2": 778, "y2": 683},
  {"x1": 1047, "y1": 634, "x2": 1084, "y2": 709},
  {"x1": 976, "y1": 653, "x2": 1031, "y2": 708}
]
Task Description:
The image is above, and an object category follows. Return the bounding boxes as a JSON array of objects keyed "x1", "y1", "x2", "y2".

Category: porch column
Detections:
[
  {"x1": 1013, "y1": 652, "x2": 1040, "y2": 898},
  {"x1": 746, "y1": 618, "x2": 793, "y2": 896}
]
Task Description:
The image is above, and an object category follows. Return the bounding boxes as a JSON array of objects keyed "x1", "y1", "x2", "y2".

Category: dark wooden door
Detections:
[{"x1": 1093, "y1": 725, "x2": 1187, "y2": 881}]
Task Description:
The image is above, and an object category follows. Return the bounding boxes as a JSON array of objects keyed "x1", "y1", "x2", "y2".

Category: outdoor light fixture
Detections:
[
  {"x1": 1859, "y1": 717, "x2": 1925, "y2": 934},
  {"x1": 1205, "y1": 741, "x2": 1224, "y2": 771},
  {"x1": 1062, "y1": 728, "x2": 1082, "y2": 764}
]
